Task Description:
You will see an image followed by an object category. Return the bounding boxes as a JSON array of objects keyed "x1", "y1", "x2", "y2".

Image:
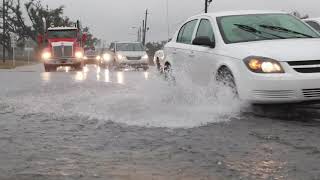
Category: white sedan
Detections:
[{"x1": 163, "y1": 10, "x2": 320, "y2": 104}]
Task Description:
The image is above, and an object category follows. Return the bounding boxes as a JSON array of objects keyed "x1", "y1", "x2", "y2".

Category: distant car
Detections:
[
  {"x1": 304, "y1": 18, "x2": 320, "y2": 32},
  {"x1": 154, "y1": 50, "x2": 165, "y2": 71},
  {"x1": 84, "y1": 50, "x2": 99, "y2": 65},
  {"x1": 109, "y1": 42, "x2": 149, "y2": 71},
  {"x1": 163, "y1": 10, "x2": 320, "y2": 104}
]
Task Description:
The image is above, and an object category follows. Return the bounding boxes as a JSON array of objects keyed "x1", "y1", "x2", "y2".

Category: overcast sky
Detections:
[{"x1": 42, "y1": 0, "x2": 320, "y2": 43}]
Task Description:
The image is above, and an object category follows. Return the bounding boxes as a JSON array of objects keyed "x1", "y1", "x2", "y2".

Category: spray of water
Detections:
[{"x1": 1, "y1": 67, "x2": 243, "y2": 128}]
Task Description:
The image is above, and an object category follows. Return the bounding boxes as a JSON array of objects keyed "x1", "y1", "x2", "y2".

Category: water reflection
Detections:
[
  {"x1": 83, "y1": 66, "x2": 89, "y2": 73},
  {"x1": 75, "y1": 71, "x2": 87, "y2": 81},
  {"x1": 144, "y1": 72, "x2": 149, "y2": 80},
  {"x1": 117, "y1": 71, "x2": 124, "y2": 84},
  {"x1": 41, "y1": 73, "x2": 51, "y2": 82},
  {"x1": 104, "y1": 69, "x2": 110, "y2": 83}
]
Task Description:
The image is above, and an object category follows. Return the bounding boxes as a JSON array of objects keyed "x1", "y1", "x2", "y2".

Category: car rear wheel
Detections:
[{"x1": 216, "y1": 66, "x2": 238, "y2": 98}]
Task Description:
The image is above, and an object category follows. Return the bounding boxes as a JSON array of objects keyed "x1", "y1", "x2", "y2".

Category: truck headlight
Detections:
[
  {"x1": 75, "y1": 51, "x2": 83, "y2": 59},
  {"x1": 244, "y1": 56, "x2": 284, "y2": 73},
  {"x1": 42, "y1": 52, "x2": 51, "y2": 60},
  {"x1": 103, "y1": 53, "x2": 112, "y2": 62},
  {"x1": 142, "y1": 54, "x2": 149, "y2": 60}
]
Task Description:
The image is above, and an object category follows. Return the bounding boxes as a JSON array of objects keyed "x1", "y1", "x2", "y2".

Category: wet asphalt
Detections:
[{"x1": 0, "y1": 64, "x2": 319, "y2": 180}]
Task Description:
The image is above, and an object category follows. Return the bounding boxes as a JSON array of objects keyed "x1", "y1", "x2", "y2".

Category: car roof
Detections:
[{"x1": 188, "y1": 10, "x2": 287, "y2": 20}]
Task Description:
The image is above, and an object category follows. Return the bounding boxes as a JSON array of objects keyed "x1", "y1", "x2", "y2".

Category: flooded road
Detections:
[{"x1": 0, "y1": 64, "x2": 319, "y2": 180}]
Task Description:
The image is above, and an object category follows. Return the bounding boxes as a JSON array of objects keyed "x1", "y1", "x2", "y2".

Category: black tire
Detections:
[
  {"x1": 216, "y1": 66, "x2": 238, "y2": 97},
  {"x1": 74, "y1": 64, "x2": 83, "y2": 71},
  {"x1": 44, "y1": 65, "x2": 55, "y2": 72}
]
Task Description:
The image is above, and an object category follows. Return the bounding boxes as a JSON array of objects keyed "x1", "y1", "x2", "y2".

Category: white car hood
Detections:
[
  {"x1": 117, "y1": 51, "x2": 146, "y2": 57},
  {"x1": 224, "y1": 38, "x2": 320, "y2": 61}
]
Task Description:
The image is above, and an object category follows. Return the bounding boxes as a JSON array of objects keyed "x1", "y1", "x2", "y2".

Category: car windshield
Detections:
[
  {"x1": 47, "y1": 29, "x2": 77, "y2": 39},
  {"x1": 116, "y1": 43, "x2": 144, "y2": 51},
  {"x1": 217, "y1": 14, "x2": 320, "y2": 44}
]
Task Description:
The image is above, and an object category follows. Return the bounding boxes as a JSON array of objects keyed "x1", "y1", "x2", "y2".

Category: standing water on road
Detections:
[{"x1": 0, "y1": 64, "x2": 241, "y2": 128}]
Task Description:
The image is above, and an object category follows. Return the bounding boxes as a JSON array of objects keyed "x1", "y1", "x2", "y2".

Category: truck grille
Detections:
[
  {"x1": 288, "y1": 60, "x2": 320, "y2": 73},
  {"x1": 53, "y1": 45, "x2": 73, "y2": 58},
  {"x1": 126, "y1": 56, "x2": 141, "y2": 60}
]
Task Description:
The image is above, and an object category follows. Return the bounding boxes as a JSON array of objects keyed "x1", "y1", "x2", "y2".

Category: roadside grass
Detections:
[{"x1": 0, "y1": 61, "x2": 37, "y2": 69}]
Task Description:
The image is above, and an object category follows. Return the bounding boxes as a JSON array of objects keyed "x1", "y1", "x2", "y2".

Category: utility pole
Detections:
[
  {"x1": 2, "y1": 0, "x2": 6, "y2": 62},
  {"x1": 142, "y1": 9, "x2": 148, "y2": 45},
  {"x1": 205, "y1": 0, "x2": 213, "y2": 13},
  {"x1": 142, "y1": 20, "x2": 145, "y2": 44}
]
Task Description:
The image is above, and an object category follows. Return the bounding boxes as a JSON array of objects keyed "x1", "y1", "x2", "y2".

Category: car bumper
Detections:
[
  {"x1": 44, "y1": 58, "x2": 82, "y2": 65},
  {"x1": 240, "y1": 72, "x2": 320, "y2": 104},
  {"x1": 117, "y1": 61, "x2": 149, "y2": 68}
]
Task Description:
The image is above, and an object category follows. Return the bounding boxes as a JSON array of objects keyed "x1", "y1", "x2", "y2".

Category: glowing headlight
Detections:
[
  {"x1": 117, "y1": 54, "x2": 125, "y2": 60},
  {"x1": 42, "y1": 52, "x2": 51, "y2": 60},
  {"x1": 84, "y1": 56, "x2": 88, "y2": 60},
  {"x1": 142, "y1": 54, "x2": 149, "y2": 60},
  {"x1": 96, "y1": 55, "x2": 101, "y2": 60},
  {"x1": 244, "y1": 56, "x2": 284, "y2": 73},
  {"x1": 103, "y1": 53, "x2": 112, "y2": 61},
  {"x1": 75, "y1": 51, "x2": 83, "y2": 59}
]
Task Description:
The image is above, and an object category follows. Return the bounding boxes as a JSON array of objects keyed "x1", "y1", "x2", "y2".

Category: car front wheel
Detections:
[{"x1": 215, "y1": 66, "x2": 238, "y2": 98}]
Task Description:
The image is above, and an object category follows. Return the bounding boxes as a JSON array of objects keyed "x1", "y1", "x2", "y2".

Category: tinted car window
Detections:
[
  {"x1": 305, "y1": 21, "x2": 320, "y2": 32},
  {"x1": 196, "y1": 19, "x2": 215, "y2": 41},
  {"x1": 218, "y1": 14, "x2": 320, "y2": 44},
  {"x1": 177, "y1": 20, "x2": 198, "y2": 44}
]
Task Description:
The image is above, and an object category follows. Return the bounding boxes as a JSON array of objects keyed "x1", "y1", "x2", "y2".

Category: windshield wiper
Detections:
[
  {"x1": 259, "y1": 24, "x2": 314, "y2": 38},
  {"x1": 234, "y1": 24, "x2": 285, "y2": 39}
]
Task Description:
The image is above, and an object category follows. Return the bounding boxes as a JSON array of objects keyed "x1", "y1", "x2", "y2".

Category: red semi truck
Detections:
[{"x1": 39, "y1": 22, "x2": 87, "y2": 72}]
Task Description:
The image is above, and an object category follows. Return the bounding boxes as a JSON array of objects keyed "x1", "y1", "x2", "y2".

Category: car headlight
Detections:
[
  {"x1": 96, "y1": 55, "x2": 101, "y2": 60},
  {"x1": 84, "y1": 56, "x2": 88, "y2": 60},
  {"x1": 117, "y1": 54, "x2": 126, "y2": 60},
  {"x1": 244, "y1": 56, "x2": 284, "y2": 73},
  {"x1": 103, "y1": 53, "x2": 112, "y2": 62},
  {"x1": 42, "y1": 52, "x2": 51, "y2": 60},
  {"x1": 75, "y1": 51, "x2": 83, "y2": 59},
  {"x1": 142, "y1": 54, "x2": 149, "y2": 60}
]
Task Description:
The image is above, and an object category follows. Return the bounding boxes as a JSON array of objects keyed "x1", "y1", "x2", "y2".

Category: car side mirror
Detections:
[{"x1": 192, "y1": 36, "x2": 215, "y2": 48}]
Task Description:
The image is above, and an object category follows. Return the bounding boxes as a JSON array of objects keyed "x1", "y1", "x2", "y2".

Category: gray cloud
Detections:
[{"x1": 42, "y1": 0, "x2": 320, "y2": 43}]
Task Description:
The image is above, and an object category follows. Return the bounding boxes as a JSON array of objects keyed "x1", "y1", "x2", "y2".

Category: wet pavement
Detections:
[{"x1": 0, "y1": 64, "x2": 319, "y2": 180}]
